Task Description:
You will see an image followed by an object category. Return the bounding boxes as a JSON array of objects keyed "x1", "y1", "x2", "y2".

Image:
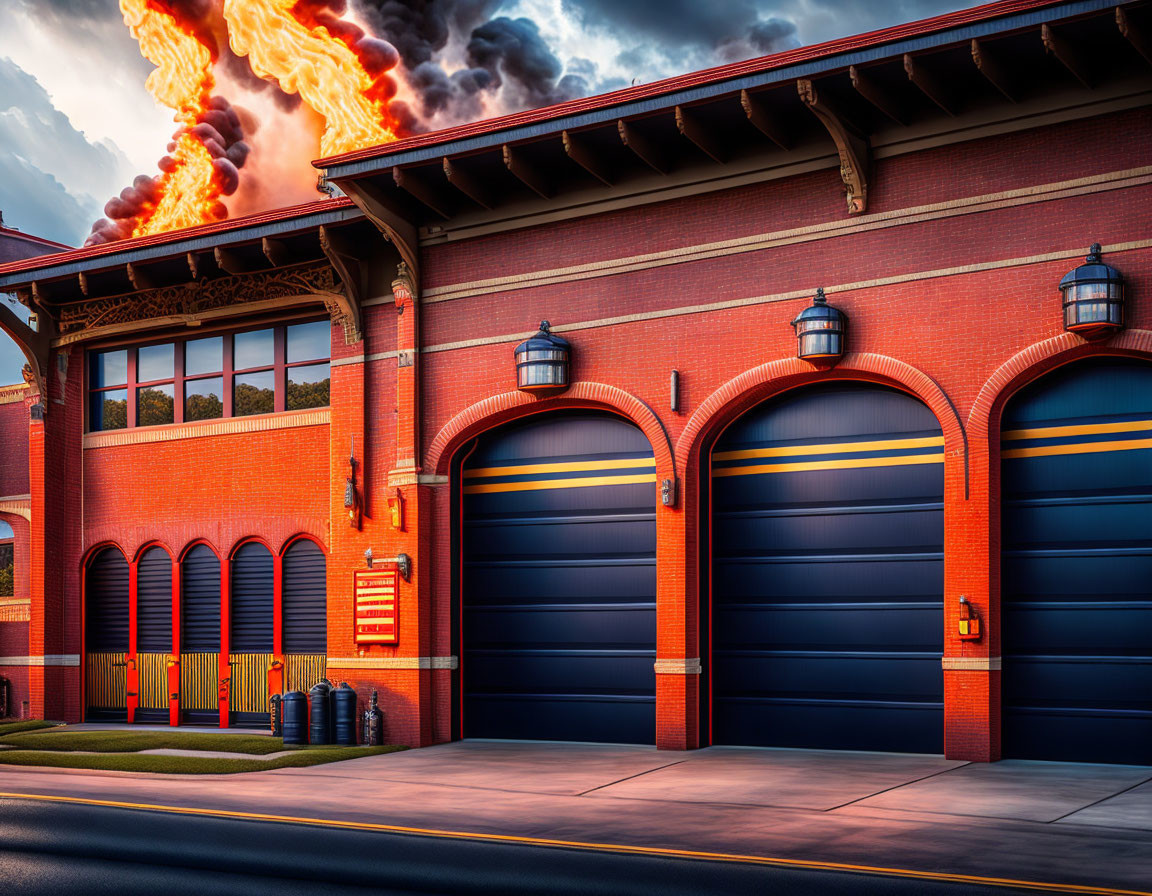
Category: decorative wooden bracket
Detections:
[
  {"x1": 562, "y1": 130, "x2": 613, "y2": 185},
  {"x1": 797, "y1": 79, "x2": 869, "y2": 215},
  {"x1": 336, "y1": 177, "x2": 420, "y2": 281},
  {"x1": 2, "y1": 288, "x2": 54, "y2": 402},
  {"x1": 1118, "y1": 6, "x2": 1152, "y2": 66},
  {"x1": 318, "y1": 225, "x2": 364, "y2": 345},
  {"x1": 1043, "y1": 23, "x2": 1093, "y2": 88}
]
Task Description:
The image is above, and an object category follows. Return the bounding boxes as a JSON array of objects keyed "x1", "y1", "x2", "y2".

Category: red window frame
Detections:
[{"x1": 86, "y1": 318, "x2": 331, "y2": 433}]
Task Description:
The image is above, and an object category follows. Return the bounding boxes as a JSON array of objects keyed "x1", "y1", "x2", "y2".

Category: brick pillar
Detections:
[
  {"x1": 655, "y1": 463, "x2": 697, "y2": 750},
  {"x1": 388, "y1": 263, "x2": 435, "y2": 746},
  {"x1": 942, "y1": 433, "x2": 999, "y2": 761},
  {"x1": 28, "y1": 348, "x2": 83, "y2": 722}
]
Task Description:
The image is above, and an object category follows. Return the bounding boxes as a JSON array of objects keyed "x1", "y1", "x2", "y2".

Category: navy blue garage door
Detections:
[
  {"x1": 1002, "y1": 357, "x2": 1152, "y2": 765},
  {"x1": 711, "y1": 383, "x2": 945, "y2": 752},
  {"x1": 461, "y1": 411, "x2": 657, "y2": 743}
]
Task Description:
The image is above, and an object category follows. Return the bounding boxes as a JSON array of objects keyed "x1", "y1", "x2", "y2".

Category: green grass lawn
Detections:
[
  {"x1": 0, "y1": 720, "x2": 59, "y2": 737},
  {"x1": 0, "y1": 745, "x2": 405, "y2": 774},
  {"x1": 0, "y1": 729, "x2": 289, "y2": 754}
]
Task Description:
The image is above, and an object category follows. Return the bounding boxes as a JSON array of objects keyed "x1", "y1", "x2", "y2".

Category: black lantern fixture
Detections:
[
  {"x1": 791, "y1": 288, "x2": 847, "y2": 364},
  {"x1": 1060, "y1": 243, "x2": 1125, "y2": 338},
  {"x1": 514, "y1": 320, "x2": 570, "y2": 392}
]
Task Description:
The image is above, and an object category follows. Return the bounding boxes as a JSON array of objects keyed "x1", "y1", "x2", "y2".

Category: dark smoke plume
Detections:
[
  {"x1": 84, "y1": 96, "x2": 249, "y2": 246},
  {"x1": 354, "y1": 0, "x2": 583, "y2": 125}
]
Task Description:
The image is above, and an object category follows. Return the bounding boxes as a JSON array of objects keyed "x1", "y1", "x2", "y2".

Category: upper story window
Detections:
[{"x1": 88, "y1": 320, "x2": 331, "y2": 432}]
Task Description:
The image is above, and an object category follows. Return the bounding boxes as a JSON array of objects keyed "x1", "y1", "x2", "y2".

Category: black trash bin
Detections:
[
  {"x1": 332, "y1": 683, "x2": 358, "y2": 746},
  {"x1": 282, "y1": 691, "x2": 308, "y2": 744},
  {"x1": 309, "y1": 681, "x2": 332, "y2": 745}
]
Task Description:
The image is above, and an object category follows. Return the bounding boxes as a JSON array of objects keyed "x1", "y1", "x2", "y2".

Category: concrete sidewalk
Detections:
[{"x1": 2, "y1": 741, "x2": 1150, "y2": 893}]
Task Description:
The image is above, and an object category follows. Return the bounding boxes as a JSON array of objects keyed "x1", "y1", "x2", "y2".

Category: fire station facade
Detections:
[{"x1": 0, "y1": 0, "x2": 1149, "y2": 764}]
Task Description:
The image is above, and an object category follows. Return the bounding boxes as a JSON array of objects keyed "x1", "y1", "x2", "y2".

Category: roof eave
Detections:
[{"x1": 317, "y1": 0, "x2": 1105, "y2": 177}]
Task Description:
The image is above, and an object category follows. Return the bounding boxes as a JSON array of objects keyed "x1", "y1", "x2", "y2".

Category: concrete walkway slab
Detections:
[
  {"x1": 286, "y1": 739, "x2": 688, "y2": 795},
  {"x1": 589, "y1": 746, "x2": 967, "y2": 810},
  {"x1": 852, "y1": 759, "x2": 1152, "y2": 822},
  {"x1": 0, "y1": 742, "x2": 1150, "y2": 893},
  {"x1": 1056, "y1": 778, "x2": 1152, "y2": 831}
]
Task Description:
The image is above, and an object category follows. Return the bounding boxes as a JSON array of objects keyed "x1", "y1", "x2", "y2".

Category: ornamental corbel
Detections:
[{"x1": 797, "y1": 79, "x2": 870, "y2": 215}]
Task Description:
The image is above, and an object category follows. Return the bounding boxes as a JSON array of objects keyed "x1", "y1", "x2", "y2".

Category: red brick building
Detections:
[{"x1": 0, "y1": 0, "x2": 1148, "y2": 763}]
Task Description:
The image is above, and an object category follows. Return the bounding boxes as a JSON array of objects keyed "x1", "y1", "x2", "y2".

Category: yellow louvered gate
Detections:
[
  {"x1": 230, "y1": 654, "x2": 273, "y2": 715},
  {"x1": 136, "y1": 653, "x2": 168, "y2": 710},
  {"x1": 285, "y1": 654, "x2": 327, "y2": 693},
  {"x1": 86, "y1": 653, "x2": 127, "y2": 710},
  {"x1": 180, "y1": 653, "x2": 219, "y2": 712}
]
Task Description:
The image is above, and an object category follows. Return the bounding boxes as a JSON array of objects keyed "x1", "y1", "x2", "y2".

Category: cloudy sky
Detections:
[{"x1": 0, "y1": 0, "x2": 966, "y2": 383}]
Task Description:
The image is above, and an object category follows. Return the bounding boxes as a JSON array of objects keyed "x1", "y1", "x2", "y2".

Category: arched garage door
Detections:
[
  {"x1": 1001, "y1": 357, "x2": 1152, "y2": 764},
  {"x1": 85, "y1": 547, "x2": 129, "y2": 721},
  {"x1": 461, "y1": 411, "x2": 657, "y2": 743},
  {"x1": 711, "y1": 383, "x2": 945, "y2": 752}
]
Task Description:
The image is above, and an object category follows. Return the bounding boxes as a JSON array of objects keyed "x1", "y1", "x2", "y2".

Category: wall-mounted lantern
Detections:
[
  {"x1": 515, "y1": 320, "x2": 570, "y2": 393},
  {"x1": 1060, "y1": 243, "x2": 1125, "y2": 338},
  {"x1": 791, "y1": 287, "x2": 847, "y2": 364}
]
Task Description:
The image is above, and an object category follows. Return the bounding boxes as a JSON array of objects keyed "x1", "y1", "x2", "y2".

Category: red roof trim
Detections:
[
  {"x1": 316, "y1": 0, "x2": 1070, "y2": 169},
  {"x1": 0, "y1": 228, "x2": 72, "y2": 251},
  {"x1": 0, "y1": 197, "x2": 355, "y2": 278}
]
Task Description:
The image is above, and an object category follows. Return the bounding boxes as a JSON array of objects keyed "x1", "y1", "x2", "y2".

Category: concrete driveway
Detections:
[{"x1": 2, "y1": 740, "x2": 1150, "y2": 893}]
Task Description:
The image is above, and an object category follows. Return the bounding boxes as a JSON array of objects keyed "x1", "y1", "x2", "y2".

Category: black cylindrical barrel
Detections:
[
  {"x1": 282, "y1": 691, "x2": 308, "y2": 744},
  {"x1": 363, "y1": 688, "x2": 384, "y2": 746},
  {"x1": 332, "y1": 683, "x2": 358, "y2": 746},
  {"x1": 309, "y1": 681, "x2": 332, "y2": 745},
  {"x1": 269, "y1": 693, "x2": 283, "y2": 737}
]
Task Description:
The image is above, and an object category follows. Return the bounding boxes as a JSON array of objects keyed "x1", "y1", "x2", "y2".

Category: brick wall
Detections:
[{"x1": 17, "y1": 105, "x2": 1152, "y2": 753}]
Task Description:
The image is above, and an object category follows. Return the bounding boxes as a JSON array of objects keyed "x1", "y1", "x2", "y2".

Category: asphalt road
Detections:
[{"x1": 0, "y1": 797, "x2": 1079, "y2": 895}]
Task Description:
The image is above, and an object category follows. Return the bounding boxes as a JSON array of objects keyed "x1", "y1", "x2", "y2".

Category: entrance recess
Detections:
[
  {"x1": 711, "y1": 383, "x2": 945, "y2": 752},
  {"x1": 461, "y1": 411, "x2": 657, "y2": 744},
  {"x1": 1001, "y1": 357, "x2": 1152, "y2": 764}
]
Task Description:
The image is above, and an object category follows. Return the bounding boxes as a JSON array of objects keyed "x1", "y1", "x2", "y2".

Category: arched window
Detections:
[
  {"x1": 283, "y1": 539, "x2": 327, "y2": 654},
  {"x1": 230, "y1": 541, "x2": 273, "y2": 653}
]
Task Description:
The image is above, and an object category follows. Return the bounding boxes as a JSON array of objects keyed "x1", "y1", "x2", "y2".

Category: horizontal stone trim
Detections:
[
  {"x1": 654, "y1": 658, "x2": 702, "y2": 675},
  {"x1": 420, "y1": 238, "x2": 1152, "y2": 357},
  {"x1": 423, "y1": 167, "x2": 1152, "y2": 304},
  {"x1": 418, "y1": 474, "x2": 449, "y2": 486},
  {"x1": 83, "y1": 408, "x2": 330, "y2": 449},
  {"x1": 0, "y1": 495, "x2": 31, "y2": 522},
  {"x1": 0, "y1": 655, "x2": 80, "y2": 667},
  {"x1": 942, "y1": 656, "x2": 1002, "y2": 671},
  {"x1": 0, "y1": 385, "x2": 29, "y2": 406},
  {"x1": 0, "y1": 597, "x2": 30, "y2": 607},
  {"x1": 326, "y1": 656, "x2": 458, "y2": 670},
  {"x1": 331, "y1": 354, "x2": 365, "y2": 367}
]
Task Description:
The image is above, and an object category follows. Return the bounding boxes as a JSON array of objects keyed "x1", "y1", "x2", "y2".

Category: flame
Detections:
[
  {"x1": 120, "y1": 0, "x2": 226, "y2": 236},
  {"x1": 222, "y1": 0, "x2": 400, "y2": 158}
]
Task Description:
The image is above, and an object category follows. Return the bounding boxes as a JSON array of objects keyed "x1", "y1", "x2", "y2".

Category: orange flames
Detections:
[
  {"x1": 119, "y1": 0, "x2": 226, "y2": 237},
  {"x1": 223, "y1": 0, "x2": 402, "y2": 158},
  {"x1": 95, "y1": 0, "x2": 406, "y2": 244}
]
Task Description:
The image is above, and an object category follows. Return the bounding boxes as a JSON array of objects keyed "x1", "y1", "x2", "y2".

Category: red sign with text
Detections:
[{"x1": 354, "y1": 568, "x2": 399, "y2": 644}]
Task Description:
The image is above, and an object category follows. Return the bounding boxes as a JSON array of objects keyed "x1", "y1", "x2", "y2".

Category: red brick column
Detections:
[{"x1": 28, "y1": 349, "x2": 83, "y2": 722}]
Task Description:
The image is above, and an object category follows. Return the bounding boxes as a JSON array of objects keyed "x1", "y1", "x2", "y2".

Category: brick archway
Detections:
[
  {"x1": 677, "y1": 352, "x2": 965, "y2": 469},
  {"x1": 968, "y1": 329, "x2": 1152, "y2": 443},
  {"x1": 426, "y1": 382, "x2": 675, "y2": 480}
]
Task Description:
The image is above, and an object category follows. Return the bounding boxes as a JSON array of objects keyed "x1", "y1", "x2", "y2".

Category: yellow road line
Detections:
[
  {"x1": 463, "y1": 473, "x2": 657, "y2": 494},
  {"x1": 465, "y1": 457, "x2": 655, "y2": 478},
  {"x1": 0, "y1": 791, "x2": 1145, "y2": 896},
  {"x1": 1002, "y1": 419, "x2": 1152, "y2": 441},
  {"x1": 714, "y1": 435, "x2": 943, "y2": 462},
  {"x1": 1001, "y1": 438, "x2": 1152, "y2": 459},
  {"x1": 714, "y1": 452, "x2": 945, "y2": 477}
]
